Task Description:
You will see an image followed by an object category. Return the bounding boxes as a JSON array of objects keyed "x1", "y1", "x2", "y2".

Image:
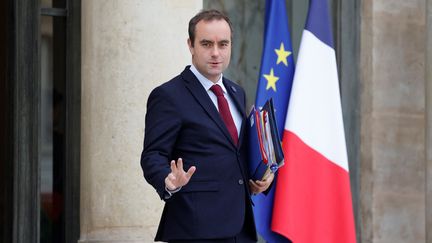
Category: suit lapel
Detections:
[
  {"x1": 223, "y1": 79, "x2": 246, "y2": 118},
  {"x1": 181, "y1": 67, "x2": 237, "y2": 148}
]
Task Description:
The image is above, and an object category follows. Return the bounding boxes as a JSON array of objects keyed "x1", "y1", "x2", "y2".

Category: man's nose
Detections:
[{"x1": 211, "y1": 46, "x2": 220, "y2": 56}]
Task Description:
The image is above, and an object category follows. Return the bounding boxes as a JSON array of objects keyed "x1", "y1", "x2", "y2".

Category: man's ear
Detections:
[{"x1": 187, "y1": 38, "x2": 194, "y2": 55}]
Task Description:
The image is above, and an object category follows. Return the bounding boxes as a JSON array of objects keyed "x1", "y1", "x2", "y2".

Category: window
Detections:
[
  {"x1": 0, "y1": 0, "x2": 81, "y2": 242},
  {"x1": 40, "y1": 1, "x2": 81, "y2": 242}
]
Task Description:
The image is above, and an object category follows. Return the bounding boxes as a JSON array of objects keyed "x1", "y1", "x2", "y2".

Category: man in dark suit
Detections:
[{"x1": 140, "y1": 9, "x2": 274, "y2": 243}]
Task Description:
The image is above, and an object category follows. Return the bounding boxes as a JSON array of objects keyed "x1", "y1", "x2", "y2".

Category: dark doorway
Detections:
[
  {"x1": 40, "y1": 0, "x2": 67, "y2": 241},
  {"x1": 0, "y1": 0, "x2": 81, "y2": 242},
  {"x1": 40, "y1": 1, "x2": 82, "y2": 242},
  {"x1": 0, "y1": 0, "x2": 12, "y2": 242}
]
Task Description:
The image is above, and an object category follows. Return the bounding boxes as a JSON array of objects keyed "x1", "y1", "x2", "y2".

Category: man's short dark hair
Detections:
[{"x1": 188, "y1": 9, "x2": 233, "y2": 47}]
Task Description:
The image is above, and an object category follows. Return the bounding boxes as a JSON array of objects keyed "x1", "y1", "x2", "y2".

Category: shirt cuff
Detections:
[{"x1": 164, "y1": 186, "x2": 182, "y2": 199}]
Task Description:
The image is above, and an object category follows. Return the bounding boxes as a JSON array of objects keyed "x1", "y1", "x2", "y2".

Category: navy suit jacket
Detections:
[{"x1": 140, "y1": 66, "x2": 257, "y2": 242}]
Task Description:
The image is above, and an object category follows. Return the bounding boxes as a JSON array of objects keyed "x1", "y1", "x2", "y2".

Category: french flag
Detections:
[{"x1": 271, "y1": 0, "x2": 357, "y2": 242}]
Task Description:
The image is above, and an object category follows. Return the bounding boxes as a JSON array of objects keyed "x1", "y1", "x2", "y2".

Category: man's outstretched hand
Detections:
[{"x1": 164, "y1": 158, "x2": 196, "y2": 191}]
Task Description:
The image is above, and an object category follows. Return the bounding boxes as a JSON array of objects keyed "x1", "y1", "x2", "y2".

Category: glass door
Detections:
[{"x1": 40, "y1": 0, "x2": 67, "y2": 242}]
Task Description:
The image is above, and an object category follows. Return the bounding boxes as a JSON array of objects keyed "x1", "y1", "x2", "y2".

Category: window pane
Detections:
[
  {"x1": 41, "y1": 0, "x2": 52, "y2": 8},
  {"x1": 40, "y1": 14, "x2": 66, "y2": 243},
  {"x1": 41, "y1": 0, "x2": 67, "y2": 9}
]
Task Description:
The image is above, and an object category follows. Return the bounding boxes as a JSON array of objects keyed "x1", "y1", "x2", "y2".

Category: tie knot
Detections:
[{"x1": 210, "y1": 85, "x2": 224, "y2": 97}]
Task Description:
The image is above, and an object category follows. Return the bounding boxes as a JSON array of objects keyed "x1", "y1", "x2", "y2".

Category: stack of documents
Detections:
[{"x1": 247, "y1": 99, "x2": 284, "y2": 181}]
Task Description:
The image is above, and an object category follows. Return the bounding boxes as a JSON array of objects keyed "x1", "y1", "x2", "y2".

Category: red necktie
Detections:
[{"x1": 210, "y1": 84, "x2": 238, "y2": 146}]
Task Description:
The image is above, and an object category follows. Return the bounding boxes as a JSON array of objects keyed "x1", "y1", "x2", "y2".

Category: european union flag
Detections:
[{"x1": 252, "y1": 0, "x2": 294, "y2": 242}]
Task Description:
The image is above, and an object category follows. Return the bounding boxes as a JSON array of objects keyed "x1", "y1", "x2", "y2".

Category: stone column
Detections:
[
  {"x1": 426, "y1": 0, "x2": 432, "y2": 242},
  {"x1": 80, "y1": 1, "x2": 202, "y2": 242},
  {"x1": 360, "y1": 1, "x2": 427, "y2": 242}
]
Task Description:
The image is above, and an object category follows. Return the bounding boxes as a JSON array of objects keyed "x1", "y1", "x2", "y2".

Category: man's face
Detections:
[{"x1": 188, "y1": 19, "x2": 231, "y2": 83}]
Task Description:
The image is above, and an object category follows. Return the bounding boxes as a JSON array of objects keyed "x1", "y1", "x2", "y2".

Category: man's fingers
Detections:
[
  {"x1": 254, "y1": 173, "x2": 274, "y2": 187},
  {"x1": 185, "y1": 166, "x2": 196, "y2": 179},
  {"x1": 254, "y1": 180, "x2": 267, "y2": 187},
  {"x1": 265, "y1": 173, "x2": 275, "y2": 183},
  {"x1": 249, "y1": 180, "x2": 259, "y2": 187},
  {"x1": 249, "y1": 179, "x2": 259, "y2": 188},
  {"x1": 249, "y1": 180, "x2": 260, "y2": 194},
  {"x1": 177, "y1": 158, "x2": 184, "y2": 172},
  {"x1": 249, "y1": 174, "x2": 274, "y2": 195},
  {"x1": 167, "y1": 158, "x2": 196, "y2": 188},
  {"x1": 170, "y1": 160, "x2": 177, "y2": 172}
]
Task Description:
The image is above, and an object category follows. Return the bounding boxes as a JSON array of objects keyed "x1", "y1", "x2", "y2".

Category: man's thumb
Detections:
[{"x1": 186, "y1": 166, "x2": 196, "y2": 178}]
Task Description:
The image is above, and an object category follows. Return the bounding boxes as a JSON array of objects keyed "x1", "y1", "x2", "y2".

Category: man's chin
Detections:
[{"x1": 208, "y1": 67, "x2": 224, "y2": 75}]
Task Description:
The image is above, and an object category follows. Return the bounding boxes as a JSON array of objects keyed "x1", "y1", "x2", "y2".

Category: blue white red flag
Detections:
[{"x1": 272, "y1": 1, "x2": 357, "y2": 242}]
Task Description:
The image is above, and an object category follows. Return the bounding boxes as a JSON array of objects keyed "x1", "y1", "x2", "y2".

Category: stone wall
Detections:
[
  {"x1": 79, "y1": 1, "x2": 202, "y2": 242},
  {"x1": 360, "y1": 0, "x2": 428, "y2": 242},
  {"x1": 426, "y1": 0, "x2": 432, "y2": 242}
]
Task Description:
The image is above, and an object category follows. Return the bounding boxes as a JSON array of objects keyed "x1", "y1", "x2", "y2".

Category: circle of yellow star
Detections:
[
  {"x1": 263, "y1": 68, "x2": 279, "y2": 92},
  {"x1": 275, "y1": 42, "x2": 291, "y2": 66}
]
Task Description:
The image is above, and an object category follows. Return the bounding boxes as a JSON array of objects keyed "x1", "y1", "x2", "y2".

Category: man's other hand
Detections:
[
  {"x1": 249, "y1": 172, "x2": 274, "y2": 195},
  {"x1": 165, "y1": 158, "x2": 196, "y2": 191}
]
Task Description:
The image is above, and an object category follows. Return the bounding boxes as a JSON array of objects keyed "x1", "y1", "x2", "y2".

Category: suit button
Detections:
[{"x1": 238, "y1": 179, "x2": 244, "y2": 185}]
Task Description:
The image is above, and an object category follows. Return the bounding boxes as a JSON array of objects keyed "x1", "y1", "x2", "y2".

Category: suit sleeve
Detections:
[{"x1": 140, "y1": 86, "x2": 182, "y2": 200}]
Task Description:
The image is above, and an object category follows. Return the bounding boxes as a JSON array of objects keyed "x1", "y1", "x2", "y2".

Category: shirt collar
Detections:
[{"x1": 190, "y1": 64, "x2": 227, "y2": 94}]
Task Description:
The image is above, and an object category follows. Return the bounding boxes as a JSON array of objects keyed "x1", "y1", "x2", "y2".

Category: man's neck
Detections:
[{"x1": 190, "y1": 64, "x2": 223, "y2": 85}]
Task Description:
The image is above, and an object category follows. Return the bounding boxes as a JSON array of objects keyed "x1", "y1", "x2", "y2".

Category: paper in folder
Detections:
[{"x1": 247, "y1": 98, "x2": 284, "y2": 181}]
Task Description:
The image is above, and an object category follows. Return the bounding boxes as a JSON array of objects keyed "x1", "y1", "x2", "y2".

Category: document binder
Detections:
[{"x1": 247, "y1": 99, "x2": 284, "y2": 181}]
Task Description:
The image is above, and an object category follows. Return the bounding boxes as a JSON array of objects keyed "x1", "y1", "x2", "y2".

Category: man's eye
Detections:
[{"x1": 202, "y1": 43, "x2": 211, "y2": 47}]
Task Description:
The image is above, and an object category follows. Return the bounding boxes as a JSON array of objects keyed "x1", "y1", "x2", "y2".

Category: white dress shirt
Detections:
[{"x1": 190, "y1": 65, "x2": 242, "y2": 136}]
